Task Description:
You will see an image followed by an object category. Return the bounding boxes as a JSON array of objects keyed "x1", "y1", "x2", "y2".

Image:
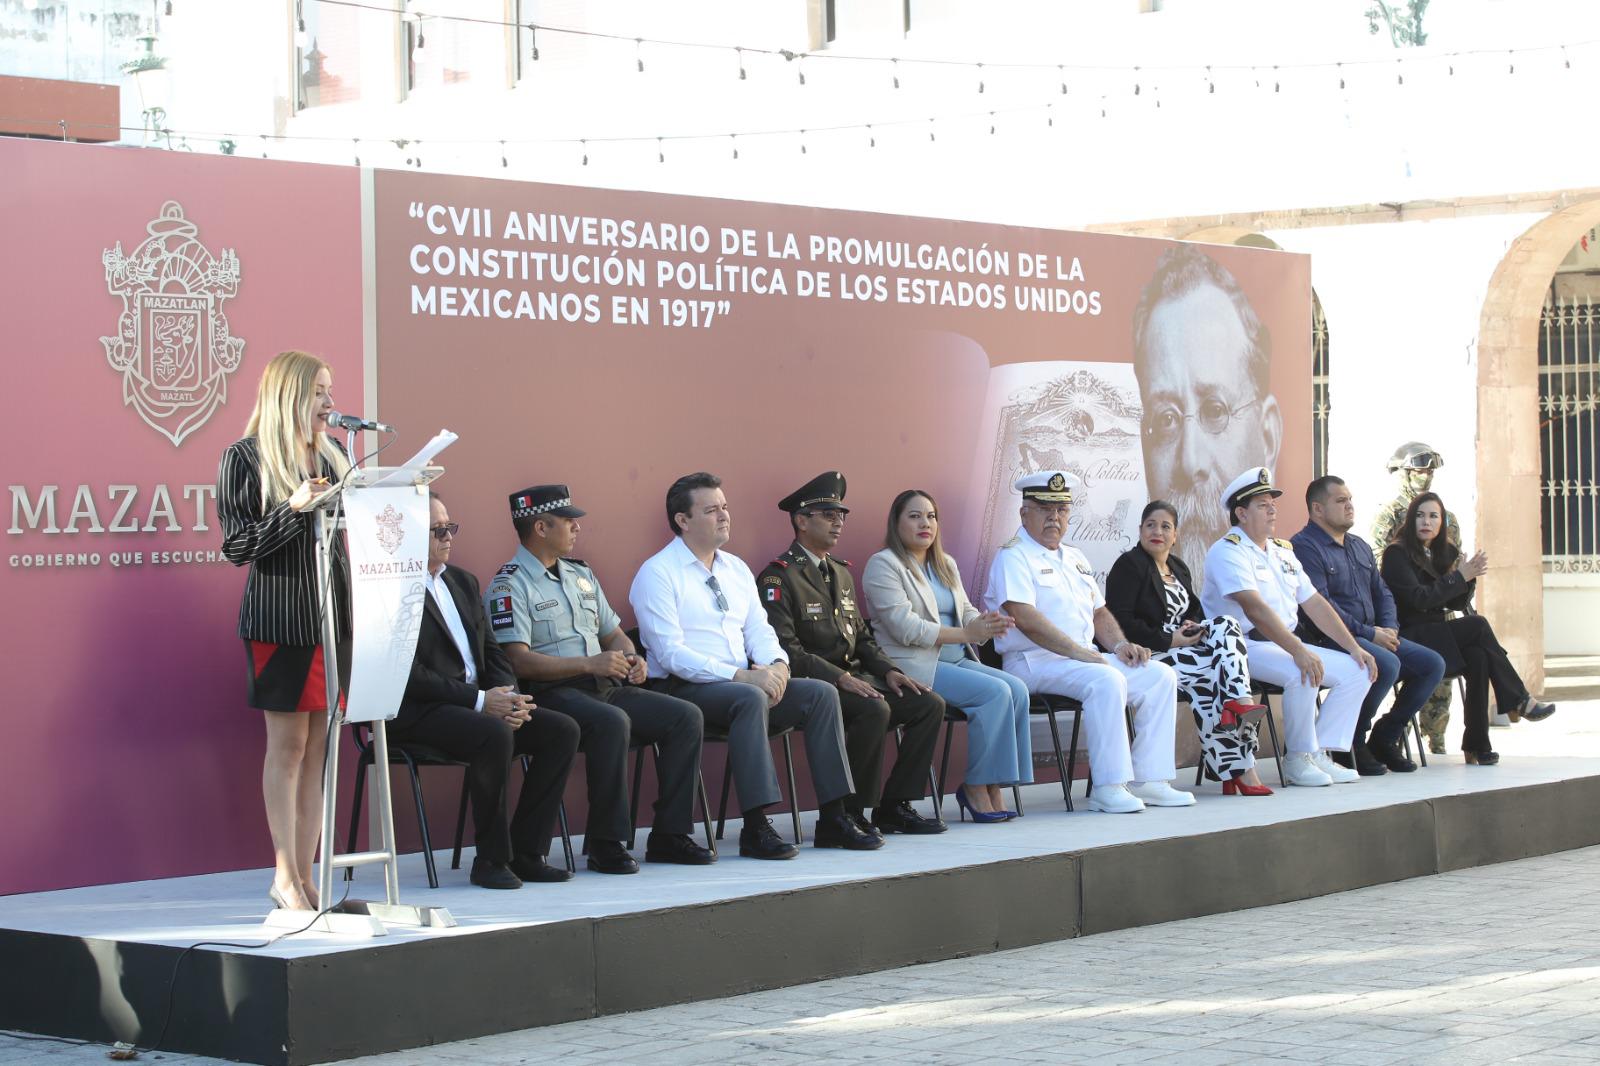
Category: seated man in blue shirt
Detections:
[{"x1": 1291, "y1": 476, "x2": 1446, "y2": 774}]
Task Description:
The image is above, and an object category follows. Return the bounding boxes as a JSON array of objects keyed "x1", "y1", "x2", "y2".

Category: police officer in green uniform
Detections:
[
  {"x1": 486, "y1": 485, "x2": 712, "y2": 872},
  {"x1": 758, "y1": 473, "x2": 947, "y2": 836},
  {"x1": 1370, "y1": 442, "x2": 1460, "y2": 753}
]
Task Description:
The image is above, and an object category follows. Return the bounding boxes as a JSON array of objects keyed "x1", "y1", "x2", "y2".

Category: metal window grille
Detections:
[
  {"x1": 1312, "y1": 293, "x2": 1330, "y2": 479},
  {"x1": 1539, "y1": 292, "x2": 1600, "y2": 572}
]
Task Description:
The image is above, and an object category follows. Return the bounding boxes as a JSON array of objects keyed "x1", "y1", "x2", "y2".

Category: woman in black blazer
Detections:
[
  {"x1": 1379, "y1": 491, "x2": 1554, "y2": 765},
  {"x1": 1105, "y1": 501, "x2": 1269, "y2": 794},
  {"x1": 218, "y1": 350, "x2": 351, "y2": 912}
]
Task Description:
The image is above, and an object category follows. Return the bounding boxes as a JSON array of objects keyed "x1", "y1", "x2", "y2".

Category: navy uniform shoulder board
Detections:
[
  {"x1": 834, "y1": 557, "x2": 851, "y2": 568},
  {"x1": 495, "y1": 562, "x2": 520, "y2": 576},
  {"x1": 770, "y1": 557, "x2": 790, "y2": 569},
  {"x1": 563, "y1": 556, "x2": 588, "y2": 568},
  {"x1": 1224, "y1": 533, "x2": 1242, "y2": 545},
  {"x1": 999, "y1": 535, "x2": 1021, "y2": 550},
  {"x1": 1271, "y1": 538, "x2": 1294, "y2": 550}
]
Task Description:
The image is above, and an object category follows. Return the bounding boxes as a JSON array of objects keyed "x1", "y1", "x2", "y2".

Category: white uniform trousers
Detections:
[
  {"x1": 1008, "y1": 652, "x2": 1178, "y2": 787},
  {"x1": 1243, "y1": 640, "x2": 1367, "y2": 755}
]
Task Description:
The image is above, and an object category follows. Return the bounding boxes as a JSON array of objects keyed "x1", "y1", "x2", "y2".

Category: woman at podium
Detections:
[{"x1": 218, "y1": 351, "x2": 351, "y2": 911}]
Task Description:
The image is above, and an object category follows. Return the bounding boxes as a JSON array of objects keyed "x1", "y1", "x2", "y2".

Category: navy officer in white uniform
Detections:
[
  {"x1": 1200, "y1": 467, "x2": 1378, "y2": 787},
  {"x1": 984, "y1": 470, "x2": 1189, "y2": 813}
]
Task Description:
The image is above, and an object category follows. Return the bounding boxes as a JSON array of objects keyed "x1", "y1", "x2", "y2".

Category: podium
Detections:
[{"x1": 264, "y1": 464, "x2": 455, "y2": 936}]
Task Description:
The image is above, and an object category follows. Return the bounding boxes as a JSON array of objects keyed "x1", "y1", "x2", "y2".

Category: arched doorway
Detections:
[{"x1": 1475, "y1": 196, "x2": 1600, "y2": 690}]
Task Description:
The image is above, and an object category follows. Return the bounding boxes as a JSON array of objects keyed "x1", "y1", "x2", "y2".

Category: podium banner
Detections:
[{"x1": 342, "y1": 485, "x2": 430, "y2": 722}]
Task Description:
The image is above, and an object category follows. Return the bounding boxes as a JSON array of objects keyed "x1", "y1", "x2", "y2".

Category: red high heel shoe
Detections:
[
  {"x1": 1218, "y1": 699, "x2": 1268, "y2": 732},
  {"x1": 1222, "y1": 774, "x2": 1273, "y2": 796}
]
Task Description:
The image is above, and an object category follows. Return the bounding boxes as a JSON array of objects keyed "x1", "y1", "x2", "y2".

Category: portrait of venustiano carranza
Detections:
[{"x1": 1132, "y1": 244, "x2": 1283, "y2": 586}]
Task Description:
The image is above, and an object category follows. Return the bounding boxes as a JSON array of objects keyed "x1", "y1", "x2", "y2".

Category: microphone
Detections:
[{"x1": 327, "y1": 411, "x2": 395, "y2": 433}]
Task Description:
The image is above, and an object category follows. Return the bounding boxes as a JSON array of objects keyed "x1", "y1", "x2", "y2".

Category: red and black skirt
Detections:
[{"x1": 244, "y1": 640, "x2": 347, "y2": 713}]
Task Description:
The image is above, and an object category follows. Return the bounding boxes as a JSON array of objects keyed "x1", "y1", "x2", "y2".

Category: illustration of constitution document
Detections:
[
  {"x1": 959, "y1": 361, "x2": 1149, "y2": 765},
  {"x1": 962, "y1": 361, "x2": 1148, "y2": 616}
]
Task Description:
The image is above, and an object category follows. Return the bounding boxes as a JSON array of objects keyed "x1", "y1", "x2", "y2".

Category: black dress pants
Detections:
[
  {"x1": 837, "y1": 677, "x2": 944, "y2": 812},
  {"x1": 1451, "y1": 614, "x2": 1528, "y2": 755},
  {"x1": 535, "y1": 682, "x2": 704, "y2": 840},
  {"x1": 390, "y1": 705, "x2": 579, "y2": 864}
]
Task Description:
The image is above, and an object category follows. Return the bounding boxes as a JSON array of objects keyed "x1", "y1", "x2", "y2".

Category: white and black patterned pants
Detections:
[{"x1": 1156, "y1": 616, "x2": 1258, "y2": 780}]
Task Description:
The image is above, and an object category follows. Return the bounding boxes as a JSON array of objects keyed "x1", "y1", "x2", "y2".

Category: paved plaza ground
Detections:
[{"x1": 5, "y1": 659, "x2": 1596, "y2": 1066}]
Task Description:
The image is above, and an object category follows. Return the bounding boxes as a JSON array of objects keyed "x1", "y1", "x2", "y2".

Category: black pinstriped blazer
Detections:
[{"x1": 218, "y1": 436, "x2": 350, "y2": 646}]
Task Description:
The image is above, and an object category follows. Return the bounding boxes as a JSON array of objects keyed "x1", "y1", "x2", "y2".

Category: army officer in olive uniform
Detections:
[
  {"x1": 486, "y1": 485, "x2": 712, "y2": 872},
  {"x1": 757, "y1": 473, "x2": 947, "y2": 837}
]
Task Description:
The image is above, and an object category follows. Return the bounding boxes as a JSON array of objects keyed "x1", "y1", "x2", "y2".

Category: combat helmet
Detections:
[{"x1": 1386, "y1": 442, "x2": 1443, "y2": 473}]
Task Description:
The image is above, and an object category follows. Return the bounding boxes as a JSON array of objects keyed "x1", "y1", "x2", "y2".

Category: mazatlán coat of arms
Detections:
[
  {"x1": 101, "y1": 201, "x2": 243, "y2": 446},
  {"x1": 375, "y1": 504, "x2": 405, "y2": 555}
]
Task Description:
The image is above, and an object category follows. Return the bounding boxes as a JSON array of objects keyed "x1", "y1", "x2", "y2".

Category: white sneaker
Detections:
[
  {"x1": 1128, "y1": 781, "x2": 1197, "y2": 807},
  {"x1": 1314, "y1": 751, "x2": 1360, "y2": 784},
  {"x1": 1283, "y1": 751, "x2": 1333, "y2": 787},
  {"x1": 1087, "y1": 783, "x2": 1146, "y2": 813}
]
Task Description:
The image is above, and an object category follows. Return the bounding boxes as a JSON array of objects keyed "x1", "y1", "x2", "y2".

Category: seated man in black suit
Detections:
[{"x1": 393, "y1": 490, "x2": 580, "y2": 889}]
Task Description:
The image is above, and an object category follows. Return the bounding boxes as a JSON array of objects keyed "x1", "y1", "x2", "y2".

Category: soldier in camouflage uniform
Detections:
[{"x1": 1371, "y1": 443, "x2": 1460, "y2": 753}]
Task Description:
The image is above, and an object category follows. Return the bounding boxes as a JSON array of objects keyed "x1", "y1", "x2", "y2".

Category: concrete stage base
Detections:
[{"x1": 2, "y1": 757, "x2": 1597, "y2": 1065}]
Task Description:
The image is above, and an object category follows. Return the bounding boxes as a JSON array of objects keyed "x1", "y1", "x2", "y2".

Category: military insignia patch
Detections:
[
  {"x1": 1225, "y1": 533, "x2": 1242, "y2": 544},
  {"x1": 1047, "y1": 473, "x2": 1066, "y2": 492},
  {"x1": 490, "y1": 595, "x2": 513, "y2": 614},
  {"x1": 576, "y1": 577, "x2": 594, "y2": 593},
  {"x1": 765, "y1": 586, "x2": 781, "y2": 602},
  {"x1": 496, "y1": 563, "x2": 520, "y2": 576}
]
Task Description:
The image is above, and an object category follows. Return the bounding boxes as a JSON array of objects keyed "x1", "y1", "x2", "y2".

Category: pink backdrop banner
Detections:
[
  {"x1": 2, "y1": 141, "x2": 1308, "y2": 894},
  {"x1": 1, "y1": 140, "x2": 362, "y2": 895}
]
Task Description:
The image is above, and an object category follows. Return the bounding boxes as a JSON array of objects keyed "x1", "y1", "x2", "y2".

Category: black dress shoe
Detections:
[
  {"x1": 739, "y1": 816, "x2": 799, "y2": 860},
  {"x1": 851, "y1": 812, "x2": 885, "y2": 840},
  {"x1": 1329, "y1": 750, "x2": 1355, "y2": 770},
  {"x1": 872, "y1": 801, "x2": 949, "y2": 835},
  {"x1": 1367, "y1": 734, "x2": 1417, "y2": 773},
  {"x1": 469, "y1": 857, "x2": 523, "y2": 890},
  {"x1": 509, "y1": 853, "x2": 573, "y2": 883},
  {"x1": 644, "y1": 832, "x2": 716, "y2": 865},
  {"x1": 1464, "y1": 749, "x2": 1501, "y2": 766},
  {"x1": 813, "y1": 810, "x2": 885, "y2": 850},
  {"x1": 586, "y1": 839, "x2": 641, "y2": 875},
  {"x1": 1353, "y1": 744, "x2": 1389, "y2": 777}
]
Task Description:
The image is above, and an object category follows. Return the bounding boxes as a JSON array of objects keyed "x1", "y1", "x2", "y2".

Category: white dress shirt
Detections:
[
  {"x1": 430, "y1": 567, "x2": 485, "y2": 712},
  {"x1": 629, "y1": 536, "x2": 788, "y2": 682},
  {"x1": 985, "y1": 525, "x2": 1103, "y2": 663}
]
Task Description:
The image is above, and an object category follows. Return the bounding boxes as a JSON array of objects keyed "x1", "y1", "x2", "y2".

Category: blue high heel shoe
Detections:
[{"x1": 954, "y1": 784, "x2": 1009, "y2": 823}]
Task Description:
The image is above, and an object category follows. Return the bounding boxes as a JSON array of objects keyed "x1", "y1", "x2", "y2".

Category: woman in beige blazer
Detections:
[{"x1": 863, "y1": 489, "x2": 1030, "y2": 821}]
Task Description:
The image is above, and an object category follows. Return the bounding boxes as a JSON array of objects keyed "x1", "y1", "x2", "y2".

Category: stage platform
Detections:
[{"x1": 3, "y1": 755, "x2": 1598, "y2": 1065}]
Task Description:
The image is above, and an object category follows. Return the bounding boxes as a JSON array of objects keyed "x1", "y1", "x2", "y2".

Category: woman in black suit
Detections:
[
  {"x1": 1380, "y1": 492, "x2": 1555, "y2": 765},
  {"x1": 218, "y1": 350, "x2": 350, "y2": 911},
  {"x1": 1106, "y1": 501, "x2": 1269, "y2": 794}
]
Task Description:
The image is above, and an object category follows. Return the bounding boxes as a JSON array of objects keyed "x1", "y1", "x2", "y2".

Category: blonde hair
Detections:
[
  {"x1": 885, "y1": 489, "x2": 958, "y2": 590},
  {"x1": 244, "y1": 350, "x2": 349, "y2": 507}
]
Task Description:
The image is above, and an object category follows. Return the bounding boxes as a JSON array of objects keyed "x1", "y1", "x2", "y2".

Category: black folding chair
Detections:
[
  {"x1": 346, "y1": 723, "x2": 576, "y2": 888},
  {"x1": 975, "y1": 640, "x2": 1084, "y2": 811},
  {"x1": 623, "y1": 627, "x2": 804, "y2": 847},
  {"x1": 1400, "y1": 674, "x2": 1467, "y2": 768},
  {"x1": 933, "y1": 705, "x2": 1025, "y2": 819},
  {"x1": 1190, "y1": 681, "x2": 1288, "y2": 788},
  {"x1": 626, "y1": 741, "x2": 716, "y2": 855},
  {"x1": 709, "y1": 725, "x2": 804, "y2": 844}
]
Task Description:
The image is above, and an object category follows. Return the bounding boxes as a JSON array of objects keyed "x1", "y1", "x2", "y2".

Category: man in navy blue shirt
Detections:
[{"x1": 1291, "y1": 476, "x2": 1445, "y2": 775}]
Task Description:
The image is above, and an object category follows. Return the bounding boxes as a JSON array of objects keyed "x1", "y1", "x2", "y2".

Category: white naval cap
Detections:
[
  {"x1": 1014, "y1": 470, "x2": 1078, "y2": 503},
  {"x1": 1222, "y1": 466, "x2": 1283, "y2": 514}
]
